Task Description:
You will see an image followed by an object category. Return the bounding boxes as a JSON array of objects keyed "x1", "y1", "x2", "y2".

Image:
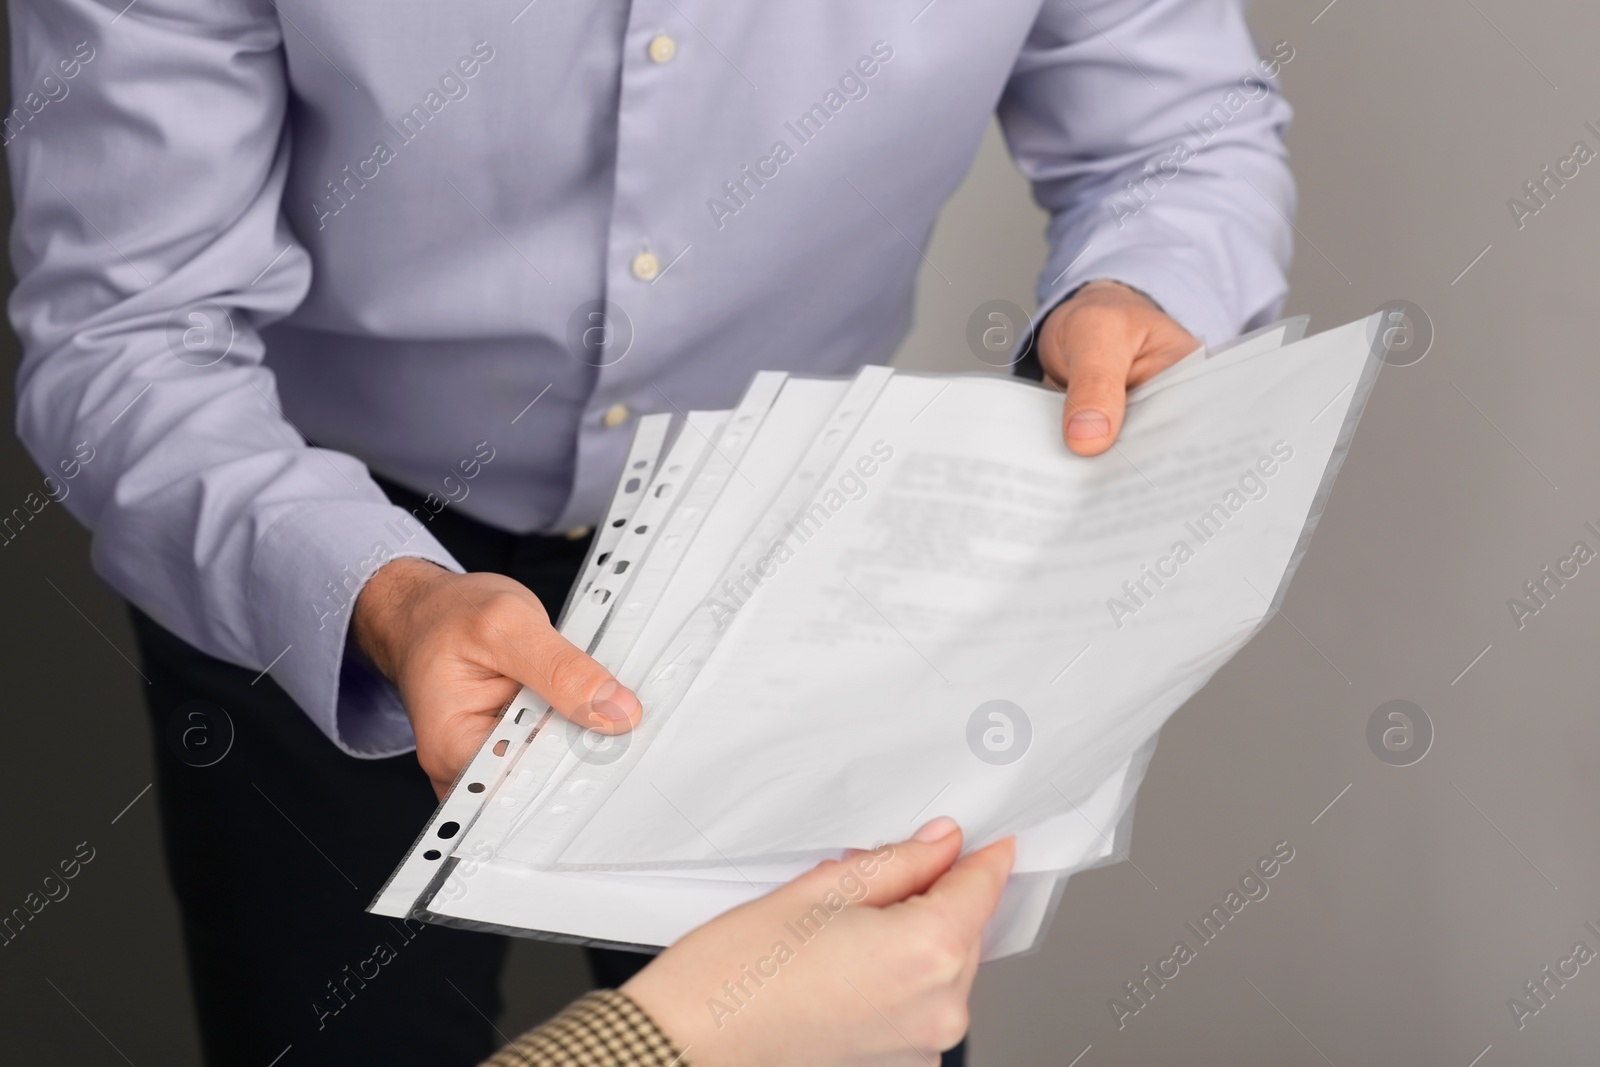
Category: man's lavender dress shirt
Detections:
[{"x1": 7, "y1": 0, "x2": 1293, "y2": 756}]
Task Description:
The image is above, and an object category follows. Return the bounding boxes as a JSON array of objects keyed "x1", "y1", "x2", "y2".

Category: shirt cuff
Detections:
[
  {"x1": 482, "y1": 990, "x2": 692, "y2": 1067},
  {"x1": 249, "y1": 499, "x2": 463, "y2": 758},
  {"x1": 1038, "y1": 251, "x2": 1227, "y2": 351}
]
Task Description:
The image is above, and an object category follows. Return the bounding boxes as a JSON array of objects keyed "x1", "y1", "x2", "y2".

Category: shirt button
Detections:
[
  {"x1": 602, "y1": 404, "x2": 631, "y2": 429},
  {"x1": 564, "y1": 526, "x2": 593, "y2": 540},
  {"x1": 630, "y1": 251, "x2": 660, "y2": 282},
  {"x1": 647, "y1": 34, "x2": 677, "y2": 64}
]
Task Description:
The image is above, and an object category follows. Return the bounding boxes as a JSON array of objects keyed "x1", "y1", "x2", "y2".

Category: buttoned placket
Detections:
[{"x1": 555, "y1": 6, "x2": 689, "y2": 535}]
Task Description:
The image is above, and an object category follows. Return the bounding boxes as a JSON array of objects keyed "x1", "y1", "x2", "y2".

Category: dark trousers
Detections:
[{"x1": 134, "y1": 474, "x2": 963, "y2": 1066}]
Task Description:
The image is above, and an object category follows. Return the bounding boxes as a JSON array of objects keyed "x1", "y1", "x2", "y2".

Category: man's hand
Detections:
[
  {"x1": 353, "y1": 557, "x2": 642, "y2": 798},
  {"x1": 1037, "y1": 279, "x2": 1199, "y2": 456},
  {"x1": 624, "y1": 818, "x2": 1016, "y2": 1067}
]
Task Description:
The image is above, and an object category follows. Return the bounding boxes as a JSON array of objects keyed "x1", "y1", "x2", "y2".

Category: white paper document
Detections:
[{"x1": 371, "y1": 314, "x2": 1381, "y2": 960}]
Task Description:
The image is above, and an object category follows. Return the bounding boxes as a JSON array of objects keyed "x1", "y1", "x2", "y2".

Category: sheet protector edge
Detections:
[{"x1": 1259, "y1": 313, "x2": 1386, "y2": 625}]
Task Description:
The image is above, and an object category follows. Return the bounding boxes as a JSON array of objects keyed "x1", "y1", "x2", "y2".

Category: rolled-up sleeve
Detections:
[
  {"x1": 6, "y1": 0, "x2": 457, "y2": 757},
  {"x1": 998, "y1": 0, "x2": 1296, "y2": 345}
]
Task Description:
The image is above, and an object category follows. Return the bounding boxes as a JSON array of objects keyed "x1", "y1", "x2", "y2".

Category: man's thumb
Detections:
[{"x1": 493, "y1": 616, "x2": 642, "y2": 736}]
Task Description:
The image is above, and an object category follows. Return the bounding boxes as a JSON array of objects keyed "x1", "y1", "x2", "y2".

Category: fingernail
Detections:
[
  {"x1": 588, "y1": 679, "x2": 641, "y2": 725},
  {"x1": 912, "y1": 816, "x2": 959, "y2": 843},
  {"x1": 1067, "y1": 410, "x2": 1110, "y2": 440}
]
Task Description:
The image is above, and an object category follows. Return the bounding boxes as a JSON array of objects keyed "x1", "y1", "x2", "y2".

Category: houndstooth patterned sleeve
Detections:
[{"x1": 481, "y1": 990, "x2": 691, "y2": 1067}]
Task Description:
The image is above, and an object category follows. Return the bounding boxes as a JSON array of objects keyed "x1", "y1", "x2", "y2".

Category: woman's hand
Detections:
[{"x1": 624, "y1": 817, "x2": 1016, "y2": 1066}]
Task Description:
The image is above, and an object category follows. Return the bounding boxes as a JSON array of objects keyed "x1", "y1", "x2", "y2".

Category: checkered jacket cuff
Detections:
[{"x1": 482, "y1": 989, "x2": 690, "y2": 1067}]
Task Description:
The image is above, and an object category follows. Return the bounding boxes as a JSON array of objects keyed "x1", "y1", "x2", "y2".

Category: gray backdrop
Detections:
[{"x1": 3, "y1": 1, "x2": 1596, "y2": 1064}]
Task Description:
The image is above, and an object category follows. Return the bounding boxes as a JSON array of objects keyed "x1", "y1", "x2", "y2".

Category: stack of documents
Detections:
[{"x1": 372, "y1": 313, "x2": 1379, "y2": 959}]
